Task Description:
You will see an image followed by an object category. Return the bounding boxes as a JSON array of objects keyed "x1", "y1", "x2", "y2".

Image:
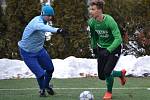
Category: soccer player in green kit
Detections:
[{"x1": 87, "y1": 0, "x2": 127, "y2": 99}]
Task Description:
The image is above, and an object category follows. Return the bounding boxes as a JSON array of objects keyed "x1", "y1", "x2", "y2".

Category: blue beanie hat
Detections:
[{"x1": 41, "y1": 5, "x2": 54, "y2": 16}]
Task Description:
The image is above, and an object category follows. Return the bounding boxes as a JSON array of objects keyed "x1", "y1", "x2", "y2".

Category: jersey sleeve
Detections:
[
  {"x1": 107, "y1": 17, "x2": 122, "y2": 53},
  {"x1": 35, "y1": 20, "x2": 59, "y2": 33},
  {"x1": 36, "y1": 23, "x2": 59, "y2": 33}
]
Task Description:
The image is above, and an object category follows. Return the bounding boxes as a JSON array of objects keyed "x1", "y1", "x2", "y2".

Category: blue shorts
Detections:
[{"x1": 19, "y1": 48, "x2": 54, "y2": 78}]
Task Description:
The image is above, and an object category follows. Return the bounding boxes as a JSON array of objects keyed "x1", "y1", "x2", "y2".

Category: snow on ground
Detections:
[{"x1": 0, "y1": 55, "x2": 150, "y2": 80}]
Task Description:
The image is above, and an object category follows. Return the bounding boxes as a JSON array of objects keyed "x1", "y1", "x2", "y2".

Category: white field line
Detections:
[{"x1": 0, "y1": 87, "x2": 149, "y2": 91}]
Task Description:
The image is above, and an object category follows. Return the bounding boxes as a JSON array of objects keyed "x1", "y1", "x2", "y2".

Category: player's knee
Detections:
[
  {"x1": 104, "y1": 71, "x2": 111, "y2": 78},
  {"x1": 37, "y1": 74, "x2": 44, "y2": 79},
  {"x1": 46, "y1": 68, "x2": 54, "y2": 76},
  {"x1": 35, "y1": 71, "x2": 45, "y2": 79},
  {"x1": 49, "y1": 68, "x2": 54, "y2": 73},
  {"x1": 98, "y1": 73, "x2": 105, "y2": 80},
  {"x1": 99, "y1": 76, "x2": 105, "y2": 80}
]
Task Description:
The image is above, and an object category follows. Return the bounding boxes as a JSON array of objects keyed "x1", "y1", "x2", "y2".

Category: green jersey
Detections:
[{"x1": 87, "y1": 14, "x2": 122, "y2": 53}]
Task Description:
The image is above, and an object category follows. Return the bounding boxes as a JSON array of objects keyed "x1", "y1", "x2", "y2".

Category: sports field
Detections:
[{"x1": 0, "y1": 77, "x2": 150, "y2": 100}]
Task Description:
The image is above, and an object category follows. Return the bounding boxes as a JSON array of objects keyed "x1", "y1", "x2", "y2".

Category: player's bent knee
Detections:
[
  {"x1": 35, "y1": 71, "x2": 45, "y2": 79},
  {"x1": 98, "y1": 75, "x2": 105, "y2": 80},
  {"x1": 37, "y1": 74, "x2": 45, "y2": 79},
  {"x1": 46, "y1": 68, "x2": 54, "y2": 76}
]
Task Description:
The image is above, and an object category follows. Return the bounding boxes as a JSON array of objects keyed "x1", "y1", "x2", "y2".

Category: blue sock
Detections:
[
  {"x1": 45, "y1": 71, "x2": 52, "y2": 88},
  {"x1": 36, "y1": 75, "x2": 45, "y2": 90}
]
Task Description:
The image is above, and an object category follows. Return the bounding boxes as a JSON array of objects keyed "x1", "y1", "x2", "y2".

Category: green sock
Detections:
[
  {"x1": 111, "y1": 71, "x2": 122, "y2": 77},
  {"x1": 105, "y1": 75, "x2": 114, "y2": 92}
]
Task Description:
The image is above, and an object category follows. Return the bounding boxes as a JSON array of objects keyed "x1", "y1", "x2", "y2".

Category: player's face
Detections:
[
  {"x1": 89, "y1": 5, "x2": 102, "y2": 18},
  {"x1": 44, "y1": 16, "x2": 53, "y2": 22}
]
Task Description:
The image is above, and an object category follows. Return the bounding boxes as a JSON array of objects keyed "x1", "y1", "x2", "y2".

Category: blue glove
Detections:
[{"x1": 57, "y1": 28, "x2": 68, "y2": 36}]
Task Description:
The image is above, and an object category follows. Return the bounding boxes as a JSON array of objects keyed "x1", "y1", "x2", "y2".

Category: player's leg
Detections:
[
  {"x1": 116, "y1": 69, "x2": 127, "y2": 85},
  {"x1": 97, "y1": 47, "x2": 112, "y2": 99},
  {"x1": 111, "y1": 70, "x2": 126, "y2": 84},
  {"x1": 19, "y1": 48, "x2": 46, "y2": 96},
  {"x1": 103, "y1": 46, "x2": 122, "y2": 99},
  {"x1": 103, "y1": 55, "x2": 119, "y2": 99},
  {"x1": 97, "y1": 57, "x2": 107, "y2": 80},
  {"x1": 103, "y1": 57, "x2": 117, "y2": 99},
  {"x1": 98, "y1": 59, "x2": 112, "y2": 99},
  {"x1": 97, "y1": 47, "x2": 108, "y2": 80},
  {"x1": 110, "y1": 45, "x2": 127, "y2": 85},
  {"x1": 38, "y1": 48, "x2": 55, "y2": 95}
]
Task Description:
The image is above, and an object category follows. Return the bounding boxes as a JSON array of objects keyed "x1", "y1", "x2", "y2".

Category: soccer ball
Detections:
[{"x1": 79, "y1": 91, "x2": 94, "y2": 100}]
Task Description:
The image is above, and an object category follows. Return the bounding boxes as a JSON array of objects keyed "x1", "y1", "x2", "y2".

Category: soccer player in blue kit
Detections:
[{"x1": 18, "y1": 5, "x2": 67, "y2": 97}]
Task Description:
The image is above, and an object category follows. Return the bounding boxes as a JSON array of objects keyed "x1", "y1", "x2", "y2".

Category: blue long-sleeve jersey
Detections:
[{"x1": 18, "y1": 16, "x2": 59, "y2": 53}]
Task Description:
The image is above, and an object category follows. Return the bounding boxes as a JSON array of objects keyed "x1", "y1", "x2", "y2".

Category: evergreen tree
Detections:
[
  {"x1": 0, "y1": 5, "x2": 5, "y2": 34},
  {"x1": 1, "y1": 0, "x2": 150, "y2": 58},
  {"x1": 0, "y1": 4, "x2": 7, "y2": 58},
  {"x1": 49, "y1": 0, "x2": 91, "y2": 58},
  {"x1": 104, "y1": 0, "x2": 150, "y2": 56},
  {"x1": 4, "y1": 0, "x2": 40, "y2": 59}
]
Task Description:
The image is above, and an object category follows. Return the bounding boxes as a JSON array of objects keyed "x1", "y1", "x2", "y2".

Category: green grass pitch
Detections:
[{"x1": 0, "y1": 77, "x2": 150, "y2": 100}]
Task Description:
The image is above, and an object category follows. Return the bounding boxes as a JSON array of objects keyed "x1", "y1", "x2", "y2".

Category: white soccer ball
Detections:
[{"x1": 79, "y1": 91, "x2": 94, "y2": 100}]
